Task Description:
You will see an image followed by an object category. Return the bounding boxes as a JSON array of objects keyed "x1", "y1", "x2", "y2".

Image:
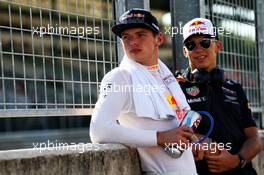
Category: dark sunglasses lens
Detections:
[
  {"x1": 200, "y1": 39, "x2": 211, "y2": 49},
  {"x1": 185, "y1": 41, "x2": 196, "y2": 51}
]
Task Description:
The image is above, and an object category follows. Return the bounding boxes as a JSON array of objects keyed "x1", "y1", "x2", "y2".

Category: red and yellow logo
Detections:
[
  {"x1": 166, "y1": 95, "x2": 177, "y2": 109},
  {"x1": 190, "y1": 20, "x2": 205, "y2": 27}
]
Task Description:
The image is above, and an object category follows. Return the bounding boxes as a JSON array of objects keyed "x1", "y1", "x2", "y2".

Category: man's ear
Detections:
[
  {"x1": 215, "y1": 40, "x2": 222, "y2": 53},
  {"x1": 183, "y1": 47, "x2": 188, "y2": 57},
  {"x1": 155, "y1": 32, "x2": 164, "y2": 47}
]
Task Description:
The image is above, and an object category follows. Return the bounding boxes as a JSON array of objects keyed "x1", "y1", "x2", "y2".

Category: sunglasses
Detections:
[{"x1": 184, "y1": 38, "x2": 215, "y2": 51}]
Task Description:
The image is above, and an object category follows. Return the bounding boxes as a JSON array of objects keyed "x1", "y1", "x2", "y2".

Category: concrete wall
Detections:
[
  {"x1": 252, "y1": 132, "x2": 264, "y2": 174},
  {"x1": 253, "y1": 149, "x2": 264, "y2": 175},
  {"x1": 0, "y1": 144, "x2": 141, "y2": 175},
  {"x1": 0, "y1": 137, "x2": 263, "y2": 175}
]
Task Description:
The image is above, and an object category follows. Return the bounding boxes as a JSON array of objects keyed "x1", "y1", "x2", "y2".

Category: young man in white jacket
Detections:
[{"x1": 90, "y1": 8, "x2": 198, "y2": 175}]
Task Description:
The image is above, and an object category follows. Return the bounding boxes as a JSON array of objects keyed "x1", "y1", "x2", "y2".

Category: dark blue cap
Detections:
[{"x1": 112, "y1": 8, "x2": 160, "y2": 37}]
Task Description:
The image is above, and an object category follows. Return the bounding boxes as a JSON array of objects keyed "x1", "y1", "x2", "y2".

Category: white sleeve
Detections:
[{"x1": 90, "y1": 68, "x2": 157, "y2": 147}]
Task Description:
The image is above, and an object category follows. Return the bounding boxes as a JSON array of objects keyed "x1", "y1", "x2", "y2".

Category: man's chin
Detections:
[
  {"x1": 195, "y1": 64, "x2": 212, "y2": 71},
  {"x1": 128, "y1": 53, "x2": 141, "y2": 59},
  {"x1": 127, "y1": 55, "x2": 143, "y2": 62}
]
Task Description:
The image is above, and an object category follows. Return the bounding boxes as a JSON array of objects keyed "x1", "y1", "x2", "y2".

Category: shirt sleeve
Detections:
[
  {"x1": 89, "y1": 68, "x2": 157, "y2": 147},
  {"x1": 236, "y1": 83, "x2": 257, "y2": 128}
]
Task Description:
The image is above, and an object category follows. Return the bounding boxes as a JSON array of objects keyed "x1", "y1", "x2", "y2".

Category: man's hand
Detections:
[
  {"x1": 191, "y1": 134, "x2": 213, "y2": 161},
  {"x1": 192, "y1": 143, "x2": 205, "y2": 161},
  {"x1": 205, "y1": 148, "x2": 240, "y2": 173},
  {"x1": 157, "y1": 126, "x2": 193, "y2": 147}
]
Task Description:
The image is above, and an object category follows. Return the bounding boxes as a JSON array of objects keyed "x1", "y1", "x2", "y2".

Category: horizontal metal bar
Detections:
[
  {"x1": 251, "y1": 107, "x2": 263, "y2": 113},
  {"x1": 0, "y1": 128, "x2": 90, "y2": 150},
  {"x1": 0, "y1": 50, "x2": 117, "y2": 65},
  {"x1": 0, "y1": 0, "x2": 114, "y2": 21},
  {"x1": 0, "y1": 25, "x2": 117, "y2": 44},
  {"x1": 0, "y1": 77, "x2": 98, "y2": 84},
  {"x1": 0, "y1": 108, "x2": 94, "y2": 118}
]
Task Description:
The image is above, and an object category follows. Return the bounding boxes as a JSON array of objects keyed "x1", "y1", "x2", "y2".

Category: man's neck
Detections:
[
  {"x1": 190, "y1": 66, "x2": 216, "y2": 72},
  {"x1": 143, "y1": 55, "x2": 158, "y2": 66},
  {"x1": 131, "y1": 57, "x2": 158, "y2": 66}
]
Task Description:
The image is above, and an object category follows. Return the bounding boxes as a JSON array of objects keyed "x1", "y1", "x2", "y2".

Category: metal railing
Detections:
[
  {"x1": 0, "y1": 0, "x2": 118, "y2": 117},
  {"x1": 0, "y1": 0, "x2": 262, "y2": 126},
  {"x1": 256, "y1": 0, "x2": 264, "y2": 128},
  {"x1": 204, "y1": 0, "x2": 262, "y2": 115}
]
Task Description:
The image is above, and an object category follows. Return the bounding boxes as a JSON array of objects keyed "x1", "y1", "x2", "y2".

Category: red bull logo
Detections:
[
  {"x1": 121, "y1": 13, "x2": 145, "y2": 21},
  {"x1": 188, "y1": 20, "x2": 208, "y2": 35},
  {"x1": 190, "y1": 20, "x2": 205, "y2": 27}
]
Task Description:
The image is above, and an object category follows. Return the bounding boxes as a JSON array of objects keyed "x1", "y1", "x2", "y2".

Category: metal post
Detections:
[
  {"x1": 170, "y1": 0, "x2": 204, "y2": 73},
  {"x1": 114, "y1": 0, "x2": 149, "y2": 63},
  {"x1": 257, "y1": 0, "x2": 264, "y2": 128}
]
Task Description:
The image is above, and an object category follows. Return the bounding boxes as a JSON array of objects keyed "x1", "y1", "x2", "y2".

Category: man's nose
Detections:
[
  {"x1": 129, "y1": 37, "x2": 138, "y2": 46},
  {"x1": 193, "y1": 42, "x2": 203, "y2": 52}
]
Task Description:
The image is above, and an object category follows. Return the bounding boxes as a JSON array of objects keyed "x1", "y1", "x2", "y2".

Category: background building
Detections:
[{"x1": 0, "y1": 0, "x2": 263, "y2": 150}]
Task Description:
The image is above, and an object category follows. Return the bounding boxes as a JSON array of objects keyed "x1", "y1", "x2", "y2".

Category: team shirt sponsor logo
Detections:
[
  {"x1": 166, "y1": 95, "x2": 177, "y2": 110},
  {"x1": 186, "y1": 86, "x2": 200, "y2": 96},
  {"x1": 163, "y1": 75, "x2": 176, "y2": 85},
  {"x1": 175, "y1": 109, "x2": 187, "y2": 120},
  {"x1": 187, "y1": 96, "x2": 206, "y2": 104},
  {"x1": 166, "y1": 95, "x2": 185, "y2": 120}
]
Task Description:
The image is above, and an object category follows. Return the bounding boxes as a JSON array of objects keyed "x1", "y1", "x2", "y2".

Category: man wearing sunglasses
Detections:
[
  {"x1": 176, "y1": 18, "x2": 262, "y2": 175},
  {"x1": 90, "y1": 9, "x2": 198, "y2": 175}
]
